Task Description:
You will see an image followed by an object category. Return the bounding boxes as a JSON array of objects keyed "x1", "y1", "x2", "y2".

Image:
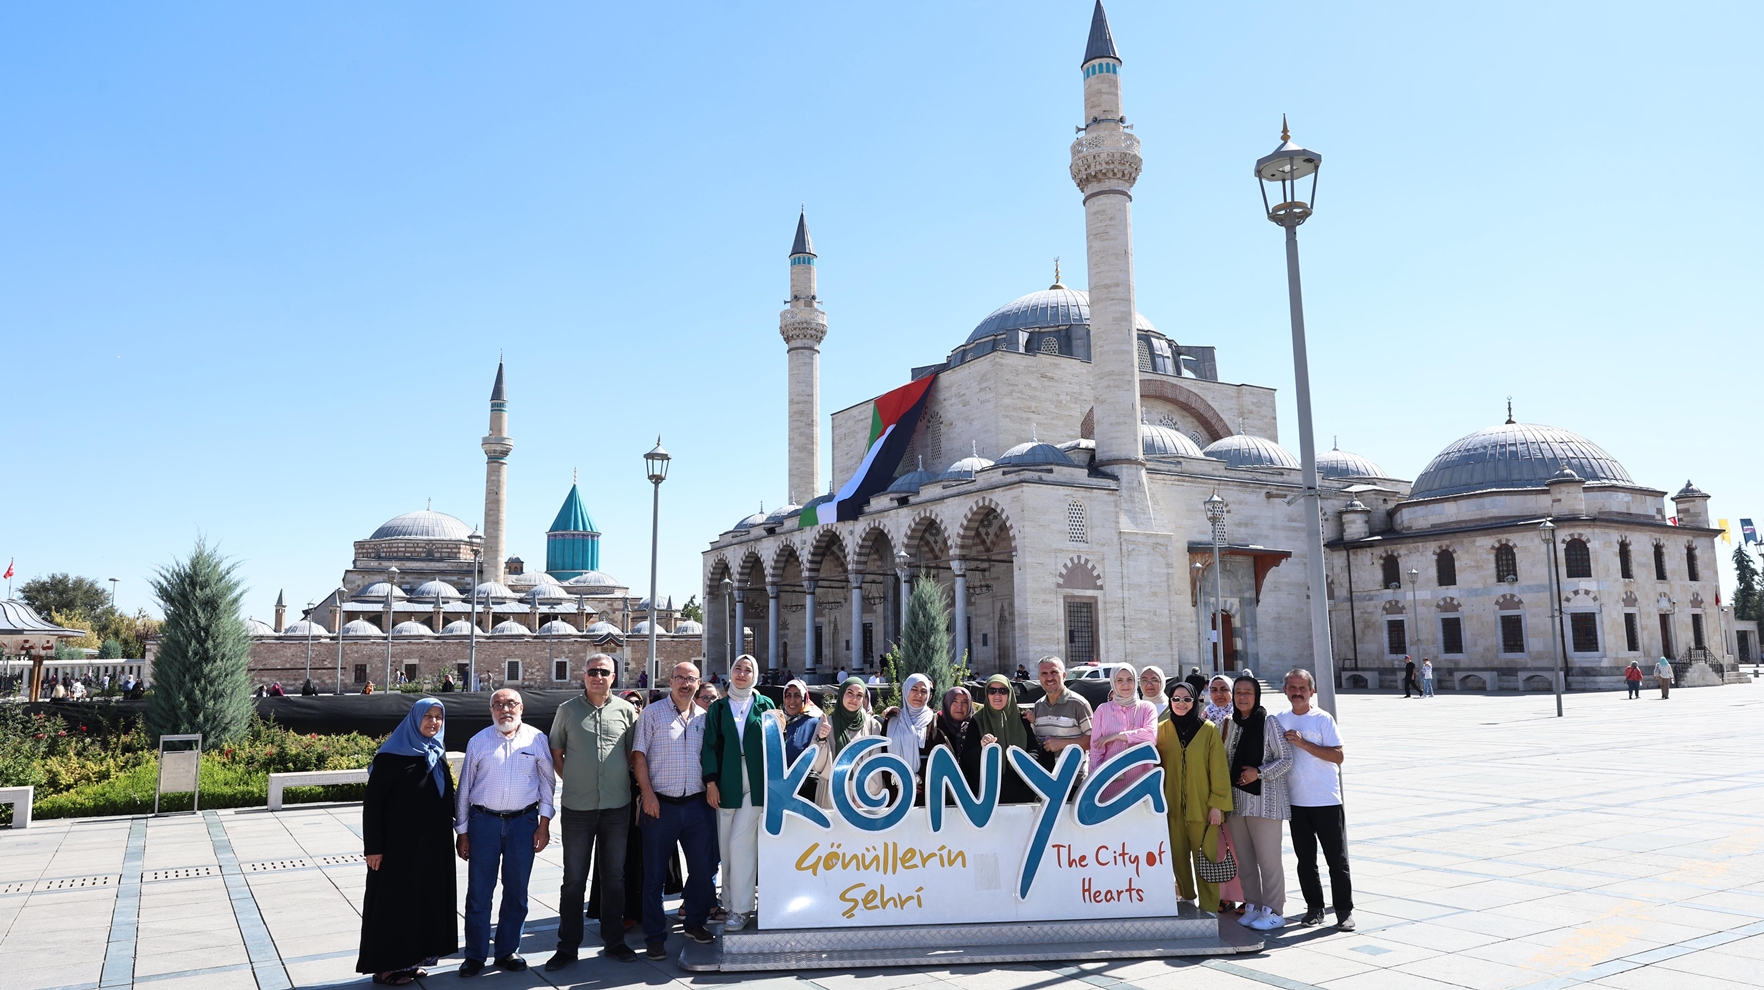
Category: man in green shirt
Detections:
[{"x1": 546, "y1": 653, "x2": 639, "y2": 970}]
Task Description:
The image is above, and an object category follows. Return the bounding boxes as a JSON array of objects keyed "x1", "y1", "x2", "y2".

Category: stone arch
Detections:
[
  {"x1": 1496, "y1": 593, "x2": 1524, "y2": 611},
  {"x1": 903, "y1": 510, "x2": 951, "y2": 566},
  {"x1": 1622, "y1": 590, "x2": 1640, "y2": 608},
  {"x1": 1381, "y1": 600, "x2": 1406, "y2": 616},
  {"x1": 1138, "y1": 379, "x2": 1233, "y2": 443},
  {"x1": 1057, "y1": 556, "x2": 1103, "y2": 591},
  {"x1": 850, "y1": 523, "x2": 898, "y2": 576},
  {"x1": 1436, "y1": 596, "x2": 1461, "y2": 613},
  {"x1": 807, "y1": 529, "x2": 850, "y2": 582},
  {"x1": 957, "y1": 497, "x2": 1016, "y2": 557},
  {"x1": 734, "y1": 549, "x2": 766, "y2": 588},
  {"x1": 767, "y1": 542, "x2": 805, "y2": 588}
]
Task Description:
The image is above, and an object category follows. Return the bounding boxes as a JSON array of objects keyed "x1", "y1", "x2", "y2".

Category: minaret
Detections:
[
  {"x1": 481, "y1": 361, "x2": 513, "y2": 583},
  {"x1": 1071, "y1": 1, "x2": 1152, "y2": 527},
  {"x1": 781, "y1": 210, "x2": 827, "y2": 505},
  {"x1": 273, "y1": 590, "x2": 286, "y2": 633}
]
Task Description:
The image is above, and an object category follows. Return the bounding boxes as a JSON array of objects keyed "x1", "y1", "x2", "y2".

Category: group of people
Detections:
[
  {"x1": 1624, "y1": 657, "x2": 1677, "y2": 699},
  {"x1": 42, "y1": 670, "x2": 144, "y2": 700},
  {"x1": 1400, "y1": 656, "x2": 1435, "y2": 698},
  {"x1": 353, "y1": 654, "x2": 1355, "y2": 983}
]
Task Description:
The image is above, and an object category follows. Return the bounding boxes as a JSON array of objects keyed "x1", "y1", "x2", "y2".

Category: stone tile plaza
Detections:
[{"x1": 4, "y1": 686, "x2": 1762, "y2": 990}]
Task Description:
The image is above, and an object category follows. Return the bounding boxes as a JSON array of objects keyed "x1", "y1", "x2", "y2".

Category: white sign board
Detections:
[{"x1": 755, "y1": 719, "x2": 1177, "y2": 930}]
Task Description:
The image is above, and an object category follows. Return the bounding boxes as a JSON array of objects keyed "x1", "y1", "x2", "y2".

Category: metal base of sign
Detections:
[{"x1": 677, "y1": 905, "x2": 1262, "y2": 972}]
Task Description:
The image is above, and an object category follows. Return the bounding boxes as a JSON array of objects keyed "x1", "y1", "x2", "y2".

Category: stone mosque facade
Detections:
[
  {"x1": 698, "y1": 2, "x2": 1740, "y2": 692},
  {"x1": 242, "y1": 362, "x2": 697, "y2": 692}
]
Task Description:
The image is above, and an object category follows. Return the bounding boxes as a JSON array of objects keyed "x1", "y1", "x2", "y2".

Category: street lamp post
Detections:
[
  {"x1": 334, "y1": 587, "x2": 347, "y2": 696},
  {"x1": 644, "y1": 438, "x2": 672, "y2": 692},
  {"x1": 1191, "y1": 561, "x2": 1206, "y2": 673},
  {"x1": 1256, "y1": 118, "x2": 1337, "y2": 717},
  {"x1": 1407, "y1": 567, "x2": 1420, "y2": 660},
  {"x1": 108, "y1": 578, "x2": 119, "y2": 608},
  {"x1": 1205, "y1": 493, "x2": 1227, "y2": 675},
  {"x1": 893, "y1": 549, "x2": 911, "y2": 649},
  {"x1": 384, "y1": 567, "x2": 398, "y2": 689},
  {"x1": 1540, "y1": 519, "x2": 1566, "y2": 717},
  {"x1": 303, "y1": 600, "x2": 316, "y2": 686},
  {"x1": 468, "y1": 532, "x2": 484, "y2": 691},
  {"x1": 720, "y1": 577, "x2": 735, "y2": 674}
]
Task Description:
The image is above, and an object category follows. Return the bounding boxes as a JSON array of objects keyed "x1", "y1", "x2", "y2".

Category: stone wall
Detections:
[{"x1": 247, "y1": 634, "x2": 702, "y2": 694}]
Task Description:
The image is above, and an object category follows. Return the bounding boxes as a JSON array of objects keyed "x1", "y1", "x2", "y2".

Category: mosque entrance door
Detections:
[{"x1": 1212, "y1": 612, "x2": 1237, "y2": 670}]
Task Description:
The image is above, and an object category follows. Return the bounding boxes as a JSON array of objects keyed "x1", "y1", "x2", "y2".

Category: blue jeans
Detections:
[
  {"x1": 464, "y1": 807, "x2": 539, "y2": 962},
  {"x1": 639, "y1": 795, "x2": 718, "y2": 946},
  {"x1": 1421, "y1": 678, "x2": 1434, "y2": 698}
]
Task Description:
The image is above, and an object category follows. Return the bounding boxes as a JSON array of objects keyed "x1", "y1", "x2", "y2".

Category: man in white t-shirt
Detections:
[{"x1": 1277, "y1": 669, "x2": 1354, "y2": 932}]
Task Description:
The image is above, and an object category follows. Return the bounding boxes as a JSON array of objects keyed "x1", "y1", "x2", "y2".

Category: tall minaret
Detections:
[
  {"x1": 481, "y1": 360, "x2": 513, "y2": 583},
  {"x1": 1071, "y1": 1, "x2": 1152, "y2": 527},
  {"x1": 781, "y1": 210, "x2": 827, "y2": 504}
]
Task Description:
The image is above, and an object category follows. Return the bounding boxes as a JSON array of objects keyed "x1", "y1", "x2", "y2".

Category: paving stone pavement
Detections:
[{"x1": 2, "y1": 681, "x2": 1762, "y2": 990}]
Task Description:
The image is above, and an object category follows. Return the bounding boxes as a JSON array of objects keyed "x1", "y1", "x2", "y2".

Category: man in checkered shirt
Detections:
[{"x1": 631, "y1": 661, "x2": 719, "y2": 956}]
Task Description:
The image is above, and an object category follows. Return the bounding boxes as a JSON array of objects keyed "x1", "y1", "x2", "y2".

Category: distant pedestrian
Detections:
[
  {"x1": 1015, "y1": 663, "x2": 1031, "y2": 681},
  {"x1": 1224, "y1": 673, "x2": 1292, "y2": 932},
  {"x1": 1402, "y1": 657, "x2": 1418, "y2": 698},
  {"x1": 1184, "y1": 666, "x2": 1208, "y2": 698},
  {"x1": 357, "y1": 698, "x2": 457, "y2": 985},
  {"x1": 268, "y1": 681, "x2": 285, "y2": 697},
  {"x1": 301, "y1": 678, "x2": 318, "y2": 696},
  {"x1": 1277, "y1": 670, "x2": 1354, "y2": 932},
  {"x1": 440, "y1": 673, "x2": 454, "y2": 693},
  {"x1": 454, "y1": 689, "x2": 553, "y2": 977},
  {"x1": 702, "y1": 655, "x2": 774, "y2": 932},
  {"x1": 1624, "y1": 661, "x2": 1643, "y2": 699},
  {"x1": 1654, "y1": 656, "x2": 1673, "y2": 699},
  {"x1": 1420, "y1": 659, "x2": 1434, "y2": 699}
]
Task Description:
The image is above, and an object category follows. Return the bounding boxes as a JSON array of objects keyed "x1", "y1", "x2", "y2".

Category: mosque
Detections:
[
  {"x1": 242, "y1": 362, "x2": 696, "y2": 692},
  {"x1": 699, "y1": 2, "x2": 1741, "y2": 692}
]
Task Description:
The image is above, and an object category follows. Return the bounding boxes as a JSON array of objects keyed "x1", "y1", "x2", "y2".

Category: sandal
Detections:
[
  {"x1": 372, "y1": 973, "x2": 415, "y2": 987},
  {"x1": 709, "y1": 907, "x2": 728, "y2": 921}
]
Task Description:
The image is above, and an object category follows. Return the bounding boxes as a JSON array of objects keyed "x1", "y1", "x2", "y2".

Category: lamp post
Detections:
[
  {"x1": 1407, "y1": 567, "x2": 1420, "y2": 660},
  {"x1": 303, "y1": 600, "x2": 316, "y2": 686},
  {"x1": 108, "y1": 578, "x2": 119, "y2": 608},
  {"x1": 1191, "y1": 561, "x2": 1207, "y2": 672},
  {"x1": 468, "y1": 532, "x2": 484, "y2": 691},
  {"x1": 893, "y1": 548, "x2": 911, "y2": 649},
  {"x1": 1255, "y1": 118, "x2": 1337, "y2": 717},
  {"x1": 384, "y1": 567, "x2": 398, "y2": 689},
  {"x1": 334, "y1": 587, "x2": 347, "y2": 696},
  {"x1": 720, "y1": 576, "x2": 735, "y2": 673},
  {"x1": 1204, "y1": 493, "x2": 1227, "y2": 674},
  {"x1": 1540, "y1": 519, "x2": 1566, "y2": 717},
  {"x1": 644, "y1": 438, "x2": 672, "y2": 692}
]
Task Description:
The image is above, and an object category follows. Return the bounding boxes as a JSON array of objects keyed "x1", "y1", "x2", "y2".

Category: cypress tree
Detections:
[
  {"x1": 1734, "y1": 545, "x2": 1763, "y2": 623},
  {"x1": 147, "y1": 540, "x2": 254, "y2": 744},
  {"x1": 898, "y1": 574, "x2": 956, "y2": 697}
]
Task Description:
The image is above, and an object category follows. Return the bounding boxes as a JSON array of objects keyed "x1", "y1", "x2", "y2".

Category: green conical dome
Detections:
[
  {"x1": 547, "y1": 484, "x2": 600, "y2": 579},
  {"x1": 549, "y1": 484, "x2": 596, "y2": 534}
]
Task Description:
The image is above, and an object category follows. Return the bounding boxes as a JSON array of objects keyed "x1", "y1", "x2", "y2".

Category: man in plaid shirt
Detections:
[{"x1": 631, "y1": 661, "x2": 718, "y2": 957}]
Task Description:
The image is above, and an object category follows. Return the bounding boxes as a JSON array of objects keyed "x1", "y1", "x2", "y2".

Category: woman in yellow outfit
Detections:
[{"x1": 1154, "y1": 680, "x2": 1233, "y2": 913}]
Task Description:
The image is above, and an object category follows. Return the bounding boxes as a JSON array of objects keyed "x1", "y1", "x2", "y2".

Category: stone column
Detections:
[
  {"x1": 951, "y1": 559, "x2": 968, "y2": 667},
  {"x1": 850, "y1": 576, "x2": 864, "y2": 671},
  {"x1": 767, "y1": 585, "x2": 781, "y2": 670},
  {"x1": 803, "y1": 579, "x2": 818, "y2": 673}
]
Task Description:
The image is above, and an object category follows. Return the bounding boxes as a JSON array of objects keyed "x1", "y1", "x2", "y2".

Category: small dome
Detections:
[
  {"x1": 565, "y1": 570, "x2": 622, "y2": 590},
  {"x1": 1202, "y1": 434, "x2": 1301, "y2": 470},
  {"x1": 585, "y1": 620, "x2": 623, "y2": 637},
  {"x1": 1318, "y1": 444, "x2": 1385, "y2": 480},
  {"x1": 1675, "y1": 480, "x2": 1707, "y2": 499},
  {"x1": 631, "y1": 620, "x2": 664, "y2": 635},
  {"x1": 887, "y1": 463, "x2": 940, "y2": 494},
  {"x1": 522, "y1": 582, "x2": 573, "y2": 601},
  {"x1": 392, "y1": 621, "x2": 435, "y2": 637},
  {"x1": 505, "y1": 571, "x2": 542, "y2": 589},
  {"x1": 413, "y1": 580, "x2": 463, "y2": 600},
  {"x1": 635, "y1": 596, "x2": 673, "y2": 612},
  {"x1": 965, "y1": 287, "x2": 1158, "y2": 344},
  {"x1": 491, "y1": 620, "x2": 530, "y2": 636},
  {"x1": 732, "y1": 509, "x2": 770, "y2": 532},
  {"x1": 997, "y1": 441, "x2": 1075, "y2": 467},
  {"x1": 673, "y1": 619, "x2": 704, "y2": 635},
  {"x1": 1409, "y1": 422, "x2": 1632, "y2": 500},
  {"x1": 354, "y1": 582, "x2": 409, "y2": 601},
  {"x1": 370, "y1": 510, "x2": 474, "y2": 541},
  {"x1": 283, "y1": 619, "x2": 329, "y2": 637},
  {"x1": 245, "y1": 617, "x2": 277, "y2": 637},
  {"x1": 341, "y1": 619, "x2": 383, "y2": 636},
  {"x1": 441, "y1": 619, "x2": 476, "y2": 635},
  {"x1": 764, "y1": 503, "x2": 802, "y2": 524},
  {"x1": 940, "y1": 454, "x2": 996, "y2": 481},
  {"x1": 1141, "y1": 424, "x2": 1205, "y2": 459},
  {"x1": 538, "y1": 620, "x2": 578, "y2": 636},
  {"x1": 473, "y1": 582, "x2": 517, "y2": 601}
]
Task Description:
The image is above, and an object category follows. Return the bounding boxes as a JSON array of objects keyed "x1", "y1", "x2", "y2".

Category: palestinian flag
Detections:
[{"x1": 800, "y1": 374, "x2": 936, "y2": 526}]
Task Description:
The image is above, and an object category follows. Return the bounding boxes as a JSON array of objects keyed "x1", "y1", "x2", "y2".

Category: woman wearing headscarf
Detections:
[
  {"x1": 811, "y1": 677, "x2": 883, "y2": 809},
  {"x1": 356, "y1": 698, "x2": 456, "y2": 985},
  {"x1": 882, "y1": 673, "x2": 952, "y2": 805},
  {"x1": 769, "y1": 679, "x2": 824, "y2": 800},
  {"x1": 1154, "y1": 682, "x2": 1231, "y2": 913},
  {"x1": 1203, "y1": 675, "x2": 1235, "y2": 729},
  {"x1": 1223, "y1": 673, "x2": 1293, "y2": 932},
  {"x1": 1139, "y1": 667, "x2": 1169, "y2": 722},
  {"x1": 959, "y1": 674, "x2": 1038, "y2": 804},
  {"x1": 701, "y1": 655, "x2": 774, "y2": 933},
  {"x1": 937, "y1": 686, "x2": 973, "y2": 752},
  {"x1": 1090, "y1": 665, "x2": 1159, "y2": 802}
]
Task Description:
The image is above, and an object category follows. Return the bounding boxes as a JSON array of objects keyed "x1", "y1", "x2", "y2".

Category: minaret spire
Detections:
[
  {"x1": 782, "y1": 209, "x2": 828, "y2": 507},
  {"x1": 1083, "y1": 1, "x2": 1119, "y2": 65},
  {"x1": 481, "y1": 359, "x2": 513, "y2": 583}
]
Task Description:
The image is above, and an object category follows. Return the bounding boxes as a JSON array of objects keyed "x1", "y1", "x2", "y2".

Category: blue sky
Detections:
[{"x1": 3, "y1": 1, "x2": 1759, "y2": 623}]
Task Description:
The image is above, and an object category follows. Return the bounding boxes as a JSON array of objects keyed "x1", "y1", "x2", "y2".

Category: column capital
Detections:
[
  {"x1": 803, "y1": 579, "x2": 819, "y2": 593},
  {"x1": 949, "y1": 558, "x2": 967, "y2": 576},
  {"x1": 767, "y1": 585, "x2": 780, "y2": 599}
]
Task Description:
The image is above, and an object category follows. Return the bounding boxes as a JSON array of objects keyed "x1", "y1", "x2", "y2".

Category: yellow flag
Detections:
[{"x1": 1718, "y1": 519, "x2": 1731, "y2": 543}]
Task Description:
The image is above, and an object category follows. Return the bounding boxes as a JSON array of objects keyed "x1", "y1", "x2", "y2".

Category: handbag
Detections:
[{"x1": 1194, "y1": 822, "x2": 1237, "y2": 884}]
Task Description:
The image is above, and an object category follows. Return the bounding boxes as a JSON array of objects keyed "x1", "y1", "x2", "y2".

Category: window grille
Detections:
[
  {"x1": 1439, "y1": 616, "x2": 1464, "y2": 655},
  {"x1": 1148, "y1": 336, "x2": 1175, "y2": 375},
  {"x1": 1436, "y1": 550, "x2": 1457, "y2": 587},
  {"x1": 1624, "y1": 613, "x2": 1640, "y2": 652},
  {"x1": 1065, "y1": 599, "x2": 1096, "y2": 664},
  {"x1": 1042, "y1": 336, "x2": 1062, "y2": 355},
  {"x1": 1691, "y1": 613, "x2": 1706, "y2": 649},
  {"x1": 1381, "y1": 554, "x2": 1401, "y2": 589},
  {"x1": 925, "y1": 414, "x2": 943, "y2": 464},
  {"x1": 553, "y1": 659, "x2": 569, "y2": 681},
  {"x1": 1499, "y1": 614, "x2": 1525, "y2": 654},
  {"x1": 353, "y1": 664, "x2": 368, "y2": 684},
  {"x1": 1067, "y1": 501, "x2": 1088, "y2": 543},
  {"x1": 1135, "y1": 338, "x2": 1152, "y2": 370},
  {"x1": 1564, "y1": 539, "x2": 1592, "y2": 579},
  {"x1": 1495, "y1": 545, "x2": 1518, "y2": 583},
  {"x1": 403, "y1": 662, "x2": 418, "y2": 683},
  {"x1": 1570, "y1": 612, "x2": 1599, "y2": 653},
  {"x1": 1386, "y1": 619, "x2": 1407, "y2": 655},
  {"x1": 504, "y1": 659, "x2": 521, "y2": 682},
  {"x1": 1686, "y1": 546, "x2": 1700, "y2": 582},
  {"x1": 1619, "y1": 540, "x2": 1634, "y2": 579},
  {"x1": 1653, "y1": 543, "x2": 1667, "y2": 580}
]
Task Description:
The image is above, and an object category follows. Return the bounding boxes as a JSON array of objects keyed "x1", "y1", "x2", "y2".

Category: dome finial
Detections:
[
  {"x1": 1332, "y1": 435, "x2": 1338, "y2": 451},
  {"x1": 426, "y1": 496, "x2": 431, "y2": 510},
  {"x1": 1032, "y1": 423, "x2": 1039, "y2": 443},
  {"x1": 1281, "y1": 114, "x2": 1290, "y2": 143},
  {"x1": 1050, "y1": 257, "x2": 1064, "y2": 290},
  {"x1": 972, "y1": 440, "x2": 979, "y2": 457},
  {"x1": 1506, "y1": 396, "x2": 1514, "y2": 425}
]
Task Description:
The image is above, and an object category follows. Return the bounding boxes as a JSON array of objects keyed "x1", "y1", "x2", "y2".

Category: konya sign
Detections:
[{"x1": 757, "y1": 718, "x2": 1178, "y2": 929}]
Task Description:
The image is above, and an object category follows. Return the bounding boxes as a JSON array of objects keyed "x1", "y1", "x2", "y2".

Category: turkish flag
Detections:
[{"x1": 2, "y1": 559, "x2": 12, "y2": 580}]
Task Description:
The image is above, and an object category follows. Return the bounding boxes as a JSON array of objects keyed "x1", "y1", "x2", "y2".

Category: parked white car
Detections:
[{"x1": 1064, "y1": 662, "x2": 1135, "y2": 683}]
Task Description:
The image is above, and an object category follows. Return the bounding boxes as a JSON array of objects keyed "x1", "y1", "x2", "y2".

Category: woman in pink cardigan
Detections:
[{"x1": 1091, "y1": 665, "x2": 1160, "y2": 802}]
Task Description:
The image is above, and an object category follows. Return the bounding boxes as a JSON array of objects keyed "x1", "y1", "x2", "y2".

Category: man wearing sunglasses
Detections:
[{"x1": 546, "y1": 654, "x2": 640, "y2": 970}]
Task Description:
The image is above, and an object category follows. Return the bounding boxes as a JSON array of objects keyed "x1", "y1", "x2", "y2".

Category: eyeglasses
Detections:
[
  {"x1": 1170, "y1": 697, "x2": 1194, "y2": 706},
  {"x1": 986, "y1": 687, "x2": 1012, "y2": 696},
  {"x1": 585, "y1": 669, "x2": 614, "y2": 678},
  {"x1": 491, "y1": 700, "x2": 522, "y2": 710},
  {"x1": 671, "y1": 674, "x2": 699, "y2": 683}
]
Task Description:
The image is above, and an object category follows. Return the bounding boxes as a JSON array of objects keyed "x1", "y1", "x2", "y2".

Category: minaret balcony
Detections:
[{"x1": 1070, "y1": 130, "x2": 1142, "y2": 190}]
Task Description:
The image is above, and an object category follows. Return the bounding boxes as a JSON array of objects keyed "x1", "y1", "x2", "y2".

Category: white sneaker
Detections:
[
  {"x1": 1250, "y1": 909, "x2": 1287, "y2": 931},
  {"x1": 1236, "y1": 904, "x2": 1262, "y2": 927},
  {"x1": 724, "y1": 912, "x2": 747, "y2": 933}
]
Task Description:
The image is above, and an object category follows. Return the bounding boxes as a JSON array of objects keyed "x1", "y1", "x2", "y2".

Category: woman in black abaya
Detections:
[{"x1": 356, "y1": 698, "x2": 457, "y2": 985}]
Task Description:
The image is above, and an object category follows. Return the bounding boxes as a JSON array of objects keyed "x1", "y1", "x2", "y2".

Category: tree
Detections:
[
  {"x1": 897, "y1": 574, "x2": 956, "y2": 698},
  {"x1": 49, "y1": 610, "x2": 98, "y2": 650},
  {"x1": 147, "y1": 540, "x2": 254, "y2": 745},
  {"x1": 680, "y1": 594, "x2": 703, "y2": 623},
  {"x1": 1735, "y1": 545, "x2": 1763, "y2": 624},
  {"x1": 20, "y1": 573, "x2": 111, "y2": 619},
  {"x1": 98, "y1": 639, "x2": 123, "y2": 660}
]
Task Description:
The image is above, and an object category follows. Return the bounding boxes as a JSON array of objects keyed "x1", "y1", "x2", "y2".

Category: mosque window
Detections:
[
  {"x1": 1067, "y1": 501, "x2": 1088, "y2": 543},
  {"x1": 1385, "y1": 619, "x2": 1406, "y2": 655},
  {"x1": 926, "y1": 414, "x2": 943, "y2": 464},
  {"x1": 505, "y1": 659, "x2": 521, "y2": 683},
  {"x1": 1570, "y1": 613, "x2": 1599, "y2": 653},
  {"x1": 1686, "y1": 546, "x2": 1700, "y2": 582},
  {"x1": 1381, "y1": 554, "x2": 1401, "y2": 590},
  {"x1": 1135, "y1": 337, "x2": 1153, "y2": 370},
  {"x1": 1691, "y1": 613, "x2": 1707, "y2": 649},
  {"x1": 1148, "y1": 337, "x2": 1175, "y2": 375},
  {"x1": 1564, "y1": 539, "x2": 1592, "y2": 579},
  {"x1": 1494, "y1": 545, "x2": 1518, "y2": 583},
  {"x1": 1653, "y1": 543, "x2": 1667, "y2": 580},
  {"x1": 1041, "y1": 335, "x2": 1062, "y2": 355},
  {"x1": 1624, "y1": 612, "x2": 1640, "y2": 652},
  {"x1": 1435, "y1": 550, "x2": 1457, "y2": 587},
  {"x1": 1439, "y1": 616, "x2": 1464, "y2": 655},
  {"x1": 552, "y1": 659, "x2": 569, "y2": 681},
  {"x1": 1499, "y1": 614, "x2": 1526, "y2": 654},
  {"x1": 1619, "y1": 540, "x2": 1634, "y2": 579}
]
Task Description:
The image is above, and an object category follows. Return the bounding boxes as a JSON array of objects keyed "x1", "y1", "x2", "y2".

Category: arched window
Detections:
[
  {"x1": 1618, "y1": 539, "x2": 1633, "y2": 580},
  {"x1": 1042, "y1": 335, "x2": 1063, "y2": 355},
  {"x1": 1381, "y1": 554, "x2": 1401, "y2": 589},
  {"x1": 1653, "y1": 542, "x2": 1668, "y2": 581},
  {"x1": 1686, "y1": 545, "x2": 1700, "y2": 582},
  {"x1": 1436, "y1": 549, "x2": 1457, "y2": 587},
  {"x1": 1066, "y1": 501, "x2": 1087, "y2": 544},
  {"x1": 1495, "y1": 545, "x2": 1518, "y2": 583},
  {"x1": 1564, "y1": 538, "x2": 1592, "y2": 579},
  {"x1": 925, "y1": 413, "x2": 943, "y2": 465}
]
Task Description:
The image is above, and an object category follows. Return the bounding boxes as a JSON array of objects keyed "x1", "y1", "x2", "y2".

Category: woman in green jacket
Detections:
[
  {"x1": 1154, "y1": 680, "x2": 1232, "y2": 913},
  {"x1": 700, "y1": 655, "x2": 775, "y2": 932}
]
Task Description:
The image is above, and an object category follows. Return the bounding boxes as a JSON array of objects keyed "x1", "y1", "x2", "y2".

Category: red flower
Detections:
[
  {"x1": 79, "y1": 726, "x2": 87, "y2": 732},
  {"x1": 33, "y1": 733, "x2": 44, "y2": 739},
  {"x1": 56, "y1": 731, "x2": 66, "y2": 737}
]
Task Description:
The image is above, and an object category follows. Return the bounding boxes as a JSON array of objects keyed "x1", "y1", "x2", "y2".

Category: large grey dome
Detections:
[
  {"x1": 1409, "y1": 422, "x2": 1632, "y2": 500},
  {"x1": 1202, "y1": 434, "x2": 1301, "y2": 470},
  {"x1": 370, "y1": 510, "x2": 473, "y2": 541},
  {"x1": 966, "y1": 286, "x2": 1156, "y2": 344},
  {"x1": 1318, "y1": 445, "x2": 1385, "y2": 480},
  {"x1": 940, "y1": 454, "x2": 995, "y2": 481},
  {"x1": 887, "y1": 460, "x2": 940, "y2": 495},
  {"x1": 997, "y1": 441, "x2": 1074, "y2": 467}
]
